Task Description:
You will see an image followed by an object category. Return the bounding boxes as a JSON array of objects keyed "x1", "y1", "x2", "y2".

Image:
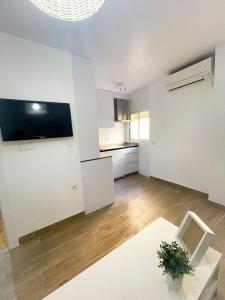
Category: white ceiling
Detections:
[{"x1": 1, "y1": 0, "x2": 225, "y2": 92}]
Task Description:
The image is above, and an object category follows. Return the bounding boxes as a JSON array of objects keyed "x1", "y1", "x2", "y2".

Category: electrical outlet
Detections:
[{"x1": 72, "y1": 184, "x2": 78, "y2": 190}]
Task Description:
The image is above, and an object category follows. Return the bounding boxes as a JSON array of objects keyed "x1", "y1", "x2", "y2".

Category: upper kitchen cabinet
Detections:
[{"x1": 96, "y1": 89, "x2": 114, "y2": 128}]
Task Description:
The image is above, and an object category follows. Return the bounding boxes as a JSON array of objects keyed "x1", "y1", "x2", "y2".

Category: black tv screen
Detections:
[{"x1": 0, "y1": 99, "x2": 73, "y2": 141}]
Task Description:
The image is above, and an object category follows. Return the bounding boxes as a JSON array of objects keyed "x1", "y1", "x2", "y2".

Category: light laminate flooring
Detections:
[
  {"x1": 0, "y1": 213, "x2": 7, "y2": 250},
  {"x1": 1, "y1": 175, "x2": 225, "y2": 299}
]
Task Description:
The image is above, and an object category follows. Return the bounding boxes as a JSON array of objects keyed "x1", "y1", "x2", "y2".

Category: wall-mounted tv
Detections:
[{"x1": 0, "y1": 99, "x2": 73, "y2": 141}]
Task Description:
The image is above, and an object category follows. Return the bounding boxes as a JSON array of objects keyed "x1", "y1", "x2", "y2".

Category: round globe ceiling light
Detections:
[{"x1": 30, "y1": 0, "x2": 105, "y2": 21}]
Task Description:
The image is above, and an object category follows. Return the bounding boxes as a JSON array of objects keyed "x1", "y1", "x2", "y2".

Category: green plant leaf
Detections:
[{"x1": 157, "y1": 241, "x2": 194, "y2": 279}]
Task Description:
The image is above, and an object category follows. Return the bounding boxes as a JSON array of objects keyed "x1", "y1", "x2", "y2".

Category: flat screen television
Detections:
[{"x1": 0, "y1": 99, "x2": 73, "y2": 141}]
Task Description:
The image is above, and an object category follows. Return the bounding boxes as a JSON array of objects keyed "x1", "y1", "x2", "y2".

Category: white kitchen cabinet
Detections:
[
  {"x1": 113, "y1": 149, "x2": 127, "y2": 178},
  {"x1": 106, "y1": 150, "x2": 126, "y2": 179},
  {"x1": 81, "y1": 157, "x2": 114, "y2": 214},
  {"x1": 96, "y1": 89, "x2": 114, "y2": 128},
  {"x1": 106, "y1": 147, "x2": 139, "y2": 179},
  {"x1": 125, "y1": 147, "x2": 139, "y2": 175}
]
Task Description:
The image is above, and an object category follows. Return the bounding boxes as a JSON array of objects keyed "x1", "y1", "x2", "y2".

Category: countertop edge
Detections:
[
  {"x1": 100, "y1": 145, "x2": 138, "y2": 152},
  {"x1": 81, "y1": 156, "x2": 112, "y2": 163}
]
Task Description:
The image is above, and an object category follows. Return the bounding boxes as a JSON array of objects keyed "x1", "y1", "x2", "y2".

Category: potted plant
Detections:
[{"x1": 157, "y1": 241, "x2": 194, "y2": 290}]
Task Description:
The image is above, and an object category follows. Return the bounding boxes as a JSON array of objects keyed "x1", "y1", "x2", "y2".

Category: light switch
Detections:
[
  {"x1": 19, "y1": 143, "x2": 33, "y2": 151},
  {"x1": 67, "y1": 139, "x2": 76, "y2": 147}
]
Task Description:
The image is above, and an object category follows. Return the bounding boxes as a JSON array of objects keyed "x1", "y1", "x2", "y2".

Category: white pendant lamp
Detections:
[{"x1": 30, "y1": 0, "x2": 105, "y2": 21}]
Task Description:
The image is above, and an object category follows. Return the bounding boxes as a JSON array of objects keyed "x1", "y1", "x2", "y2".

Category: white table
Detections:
[{"x1": 44, "y1": 218, "x2": 222, "y2": 300}]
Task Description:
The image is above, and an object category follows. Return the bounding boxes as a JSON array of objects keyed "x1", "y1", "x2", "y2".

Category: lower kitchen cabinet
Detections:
[
  {"x1": 113, "y1": 148, "x2": 127, "y2": 178},
  {"x1": 107, "y1": 147, "x2": 139, "y2": 179},
  {"x1": 81, "y1": 157, "x2": 114, "y2": 214},
  {"x1": 125, "y1": 147, "x2": 139, "y2": 175},
  {"x1": 126, "y1": 161, "x2": 139, "y2": 174}
]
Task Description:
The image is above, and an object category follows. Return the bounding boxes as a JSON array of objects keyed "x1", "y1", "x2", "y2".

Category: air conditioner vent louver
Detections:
[{"x1": 167, "y1": 58, "x2": 213, "y2": 91}]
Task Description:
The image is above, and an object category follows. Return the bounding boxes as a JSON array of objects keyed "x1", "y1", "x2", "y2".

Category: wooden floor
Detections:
[
  {"x1": 1, "y1": 175, "x2": 225, "y2": 300},
  {"x1": 0, "y1": 213, "x2": 7, "y2": 250}
]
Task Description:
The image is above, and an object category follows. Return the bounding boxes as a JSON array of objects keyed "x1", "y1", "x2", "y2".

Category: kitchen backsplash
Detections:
[{"x1": 99, "y1": 123, "x2": 126, "y2": 145}]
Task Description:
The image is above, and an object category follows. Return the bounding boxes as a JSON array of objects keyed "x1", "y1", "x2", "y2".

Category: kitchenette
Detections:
[
  {"x1": 100, "y1": 143, "x2": 139, "y2": 179},
  {"x1": 97, "y1": 89, "x2": 139, "y2": 179},
  {"x1": 82, "y1": 87, "x2": 150, "y2": 215}
]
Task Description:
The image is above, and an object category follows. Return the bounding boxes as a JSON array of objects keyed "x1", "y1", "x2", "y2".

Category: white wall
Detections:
[
  {"x1": 129, "y1": 49, "x2": 225, "y2": 205},
  {"x1": 0, "y1": 33, "x2": 85, "y2": 240},
  {"x1": 208, "y1": 45, "x2": 225, "y2": 205},
  {"x1": 149, "y1": 80, "x2": 213, "y2": 193},
  {"x1": 129, "y1": 78, "x2": 215, "y2": 193},
  {"x1": 72, "y1": 56, "x2": 100, "y2": 161},
  {"x1": 0, "y1": 147, "x2": 18, "y2": 248},
  {"x1": 129, "y1": 87, "x2": 150, "y2": 113},
  {"x1": 129, "y1": 87, "x2": 151, "y2": 177},
  {"x1": 99, "y1": 123, "x2": 125, "y2": 145},
  {"x1": 113, "y1": 92, "x2": 130, "y2": 100}
]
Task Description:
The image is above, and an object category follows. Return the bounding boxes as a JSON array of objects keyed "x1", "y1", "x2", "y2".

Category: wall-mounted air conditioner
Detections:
[{"x1": 166, "y1": 57, "x2": 214, "y2": 91}]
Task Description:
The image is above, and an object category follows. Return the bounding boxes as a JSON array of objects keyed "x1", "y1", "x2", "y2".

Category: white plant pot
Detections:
[{"x1": 166, "y1": 274, "x2": 184, "y2": 291}]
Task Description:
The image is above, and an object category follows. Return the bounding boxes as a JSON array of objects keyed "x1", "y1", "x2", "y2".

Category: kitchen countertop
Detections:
[{"x1": 100, "y1": 143, "x2": 138, "y2": 152}]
